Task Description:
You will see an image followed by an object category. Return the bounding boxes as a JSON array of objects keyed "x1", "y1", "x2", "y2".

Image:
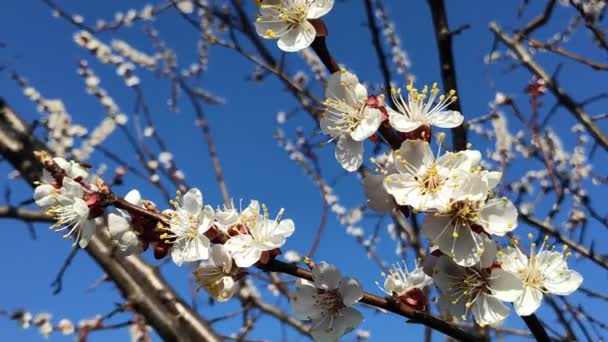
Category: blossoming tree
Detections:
[{"x1": 0, "y1": 0, "x2": 606, "y2": 341}]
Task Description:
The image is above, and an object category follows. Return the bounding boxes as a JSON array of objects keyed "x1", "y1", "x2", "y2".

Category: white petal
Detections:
[
  {"x1": 310, "y1": 307, "x2": 363, "y2": 342},
  {"x1": 34, "y1": 184, "x2": 57, "y2": 207},
  {"x1": 499, "y1": 247, "x2": 528, "y2": 274},
  {"x1": 438, "y1": 293, "x2": 466, "y2": 318},
  {"x1": 429, "y1": 110, "x2": 464, "y2": 128},
  {"x1": 422, "y1": 214, "x2": 483, "y2": 267},
  {"x1": 437, "y1": 150, "x2": 481, "y2": 170},
  {"x1": 197, "y1": 205, "x2": 215, "y2": 234},
  {"x1": 108, "y1": 213, "x2": 131, "y2": 236},
  {"x1": 350, "y1": 108, "x2": 382, "y2": 142},
  {"x1": 514, "y1": 286, "x2": 543, "y2": 316},
  {"x1": 277, "y1": 21, "x2": 316, "y2": 52},
  {"x1": 209, "y1": 244, "x2": 233, "y2": 273},
  {"x1": 339, "y1": 277, "x2": 363, "y2": 306},
  {"x1": 479, "y1": 237, "x2": 498, "y2": 269},
  {"x1": 388, "y1": 107, "x2": 422, "y2": 132},
  {"x1": 326, "y1": 70, "x2": 365, "y2": 107},
  {"x1": 291, "y1": 279, "x2": 323, "y2": 320},
  {"x1": 395, "y1": 140, "x2": 434, "y2": 174},
  {"x1": 489, "y1": 268, "x2": 524, "y2": 302},
  {"x1": 124, "y1": 189, "x2": 141, "y2": 205},
  {"x1": 78, "y1": 220, "x2": 97, "y2": 248},
  {"x1": 544, "y1": 270, "x2": 583, "y2": 295},
  {"x1": 480, "y1": 198, "x2": 518, "y2": 236},
  {"x1": 224, "y1": 234, "x2": 261, "y2": 268},
  {"x1": 363, "y1": 174, "x2": 394, "y2": 213},
  {"x1": 312, "y1": 262, "x2": 342, "y2": 290},
  {"x1": 335, "y1": 135, "x2": 363, "y2": 172},
  {"x1": 183, "y1": 188, "x2": 203, "y2": 215},
  {"x1": 255, "y1": 19, "x2": 290, "y2": 38},
  {"x1": 383, "y1": 174, "x2": 419, "y2": 206},
  {"x1": 472, "y1": 293, "x2": 510, "y2": 326},
  {"x1": 306, "y1": 0, "x2": 334, "y2": 19}
]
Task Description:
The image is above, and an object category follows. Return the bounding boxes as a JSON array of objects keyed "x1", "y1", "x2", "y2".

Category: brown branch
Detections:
[
  {"x1": 363, "y1": 0, "x2": 393, "y2": 96},
  {"x1": 528, "y1": 39, "x2": 608, "y2": 71},
  {"x1": 427, "y1": 0, "x2": 468, "y2": 151},
  {"x1": 490, "y1": 22, "x2": 608, "y2": 150},
  {"x1": 515, "y1": 0, "x2": 557, "y2": 40},
  {"x1": 521, "y1": 314, "x2": 552, "y2": 342}
]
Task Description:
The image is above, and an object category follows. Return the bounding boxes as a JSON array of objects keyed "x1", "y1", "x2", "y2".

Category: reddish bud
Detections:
[
  {"x1": 154, "y1": 245, "x2": 168, "y2": 259},
  {"x1": 399, "y1": 288, "x2": 429, "y2": 311}
]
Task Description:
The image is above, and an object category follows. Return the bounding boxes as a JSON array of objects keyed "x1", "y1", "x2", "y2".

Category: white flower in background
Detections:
[
  {"x1": 46, "y1": 178, "x2": 96, "y2": 248},
  {"x1": 255, "y1": 0, "x2": 334, "y2": 52},
  {"x1": 383, "y1": 139, "x2": 474, "y2": 212},
  {"x1": 387, "y1": 80, "x2": 463, "y2": 133},
  {"x1": 57, "y1": 319, "x2": 75, "y2": 335},
  {"x1": 291, "y1": 262, "x2": 364, "y2": 341},
  {"x1": 363, "y1": 154, "x2": 397, "y2": 213},
  {"x1": 164, "y1": 188, "x2": 215, "y2": 266},
  {"x1": 108, "y1": 189, "x2": 144, "y2": 256},
  {"x1": 434, "y1": 246, "x2": 524, "y2": 326},
  {"x1": 379, "y1": 260, "x2": 433, "y2": 297},
  {"x1": 15, "y1": 311, "x2": 32, "y2": 329},
  {"x1": 224, "y1": 202, "x2": 295, "y2": 267},
  {"x1": 284, "y1": 250, "x2": 302, "y2": 263},
  {"x1": 499, "y1": 239, "x2": 583, "y2": 316},
  {"x1": 176, "y1": 0, "x2": 194, "y2": 14},
  {"x1": 193, "y1": 245, "x2": 241, "y2": 302},
  {"x1": 32, "y1": 313, "x2": 53, "y2": 338},
  {"x1": 423, "y1": 178, "x2": 518, "y2": 266},
  {"x1": 321, "y1": 70, "x2": 383, "y2": 171}
]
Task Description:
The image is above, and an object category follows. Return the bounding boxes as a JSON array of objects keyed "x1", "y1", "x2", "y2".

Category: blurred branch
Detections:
[
  {"x1": 490, "y1": 22, "x2": 608, "y2": 150},
  {"x1": 427, "y1": 0, "x2": 468, "y2": 151}
]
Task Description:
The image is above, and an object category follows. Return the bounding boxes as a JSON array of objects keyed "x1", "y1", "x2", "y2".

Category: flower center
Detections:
[
  {"x1": 316, "y1": 288, "x2": 345, "y2": 315},
  {"x1": 417, "y1": 164, "x2": 445, "y2": 194}
]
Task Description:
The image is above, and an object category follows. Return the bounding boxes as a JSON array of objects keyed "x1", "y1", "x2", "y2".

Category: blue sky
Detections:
[{"x1": 0, "y1": 0, "x2": 606, "y2": 341}]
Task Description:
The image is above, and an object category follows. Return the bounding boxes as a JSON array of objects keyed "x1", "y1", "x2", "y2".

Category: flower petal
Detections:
[
  {"x1": 429, "y1": 110, "x2": 464, "y2": 128},
  {"x1": 472, "y1": 293, "x2": 510, "y2": 326},
  {"x1": 339, "y1": 277, "x2": 363, "y2": 306},
  {"x1": 489, "y1": 268, "x2": 524, "y2": 302},
  {"x1": 306, "y1": 0, "x2": 334, "y2": 19},
  {"x1": 480, "y1": 198, "x2": 518, "y2": 236},
  {"x1": 277, "y1": 21, "x2": 316, "y2": 52},
  {"x1": 388, "y1": 107, "x2": 422, "y2": 132},
  {"x1": 78, "y1": 219, "x2": 97, "y2": 248},
  {"x1": 394, "y1": 140, "x2": 434, "y2": 174},
  {"x1": 544, "y1": 269, "x2": 583, "y2": 296},
  {"x1": 124, "y1": 189, "x2": 141, "y2": 205},
  {"x1": 108, "y1": 212, "x2": 131, "y2": 236},
  {"x1": 514, "y1": 286, "x2": 543, "y2": 316},
  {"x1": 335, "y1": 135, "x2": 363, "y2": 172},
  {"x1": 350, "y1": 108, "x2": 382, "y2": 142},
  {"x1": 312, "y1": 262, "x2": 342, "y2": 290},
  {"x1": 183, "y1": 188, "x2": 203, "y2": 215},
  {"x1": 224, "y1": 234, "x2": 261, "y2": 268},
  {"x1": 209, "y1": 244, "x2": 233, "y2": 273}
]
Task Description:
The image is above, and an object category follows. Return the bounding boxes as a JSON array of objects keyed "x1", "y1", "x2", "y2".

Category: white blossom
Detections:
[
  {"x1": 499, "y1": 240, "x2": 583, "y2": 316},
  {"x1": 224, "y1": 201, "x2": 294, "y2": 267},
  {"x1": 379, "y1": 260, "x2": 433, "y2": 298},
  {"x1": 383, "y1": 139, "x2": 476, "y2": 212},
  {"x1": 321, "y1": 70, "x2": 382, "y2": 171},
  {"x1": 165, "y1": 188, "x2": 215, "y2": 266},
  {"x1": 193, "y1": 245, "x2": 240, "y2": 302},
  {"x1": 46, "y1": 178, "x2": 96, "y2": 248},
  {"x1": 108, "y1": 189, "x2": 144, "y2": 256},
  {"x1": 255, "y1": 0, "x2": 334, "y2": 52},
  {"x1": 387, "y1": 80, "x2": 463, "y2": 133},
  {"x1": 434, "y1": 245, "x2": 524, "y2": 326},
  {"x1": 291, "y1": 262, "x2": 364, "y2": 341}
]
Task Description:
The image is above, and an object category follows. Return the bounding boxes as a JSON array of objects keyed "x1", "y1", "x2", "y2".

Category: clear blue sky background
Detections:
[{"x1": 0, "y1": 0, "x2": 606, "y2": 341}]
